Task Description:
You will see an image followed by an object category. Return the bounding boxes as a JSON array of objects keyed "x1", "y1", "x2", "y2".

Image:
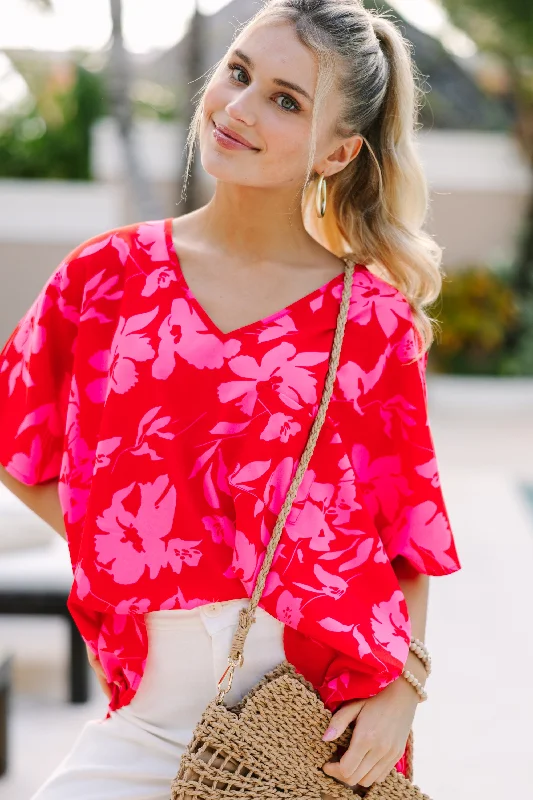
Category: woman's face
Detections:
[{"x1": 199, "y1": 21, "x2": 345, "y2": 190}]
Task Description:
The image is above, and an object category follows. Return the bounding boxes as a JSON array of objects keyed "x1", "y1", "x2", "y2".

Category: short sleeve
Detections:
[
  {"x1": 0, "y1": 250, "x2": 84, "y2": 485},
  {"x1": 366, "y1": 303, "x2": 461, "y2": 577}
]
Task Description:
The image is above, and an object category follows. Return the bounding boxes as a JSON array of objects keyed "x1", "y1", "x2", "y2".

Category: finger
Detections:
[
  {"x1": 322, "y1": 700, "x2": 364, "y2": 740},
  {"x1": 355, "y1": 754, "x2": 399, "y2": 788},
  {"x1": 326, "y1": 743, "x2": 380, "y2": 788},
  {"x1": 323, "y1": 754, "x2": 372, "y2": 788},
  {"x1": 332, "y1": 724, "x2": 373, "y2": 779}
]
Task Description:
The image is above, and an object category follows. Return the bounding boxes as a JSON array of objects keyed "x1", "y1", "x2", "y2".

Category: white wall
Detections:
[
  {"x1": 0, "y1": 179, "x2": 122, "y2": 243},
  {"x1": 0, "y1": 124, "x2": 531, "y2": 341}
]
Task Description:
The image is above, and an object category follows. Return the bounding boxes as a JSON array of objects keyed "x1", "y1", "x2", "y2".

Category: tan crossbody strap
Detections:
[{"x1": 227, "y1": 260, "x2": 355, "y2": 664}]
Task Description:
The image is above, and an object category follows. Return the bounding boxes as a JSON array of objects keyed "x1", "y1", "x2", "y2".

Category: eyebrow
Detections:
[{"x1": 231, "y1": 48, "x2": 314, "y2": 103}]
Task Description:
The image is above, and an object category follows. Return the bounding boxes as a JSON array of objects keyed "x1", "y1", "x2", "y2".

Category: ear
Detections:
[{"x1": 318, "y1": 134, "x2": 363, "y2": 179}]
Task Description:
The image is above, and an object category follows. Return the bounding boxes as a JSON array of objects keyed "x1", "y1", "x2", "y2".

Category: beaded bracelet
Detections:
[
  {"x1": 399, "y1": 637, "x2": 430, "y2": 702},
  {"x1": 410, "y1": 637, "x2": 432, "y2": 675},
  {"x1": 401, "y1": 668, "x2": 428, "y2": 701}
]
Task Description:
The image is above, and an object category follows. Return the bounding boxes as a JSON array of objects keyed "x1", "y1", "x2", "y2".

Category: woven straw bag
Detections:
[{"x1": 170, "y1": 260, "x2": 431, "y2": 800}]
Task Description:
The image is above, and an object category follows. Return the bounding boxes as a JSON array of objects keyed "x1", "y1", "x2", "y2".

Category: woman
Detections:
[{"x1": 0, "y1": 1, "x2": 461, "y2": 798}]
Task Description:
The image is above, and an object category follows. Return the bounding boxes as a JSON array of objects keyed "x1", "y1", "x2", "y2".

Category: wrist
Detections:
[{"x1": 405, "y1": 650, "x2": 428, "y2": 686}]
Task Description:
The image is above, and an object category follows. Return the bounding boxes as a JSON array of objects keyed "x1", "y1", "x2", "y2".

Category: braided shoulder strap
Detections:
[{"x1": 226, "y1": 259, "x2": 355, "y2": 666}]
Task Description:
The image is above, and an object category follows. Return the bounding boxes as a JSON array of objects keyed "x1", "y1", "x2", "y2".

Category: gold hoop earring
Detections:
[{"x1": 316, "y1": 173, "x2": 327, "y2": 218}]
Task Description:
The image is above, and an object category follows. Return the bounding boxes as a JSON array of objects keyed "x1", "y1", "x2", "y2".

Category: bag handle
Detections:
[{"x1": 216, "y1": 259, "x2": 356, "y2": 702}]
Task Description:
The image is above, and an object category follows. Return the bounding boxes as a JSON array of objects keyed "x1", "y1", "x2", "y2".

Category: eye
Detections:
[
  {"x1": 227, "y1": 63, "x2": 249, "y2": 85},
  {"x1": 226, "y1": 63, "x2": 301, "y2": 114},
  {"x1": 278, "y1": 94, "x2": 300, "y2": 112}
]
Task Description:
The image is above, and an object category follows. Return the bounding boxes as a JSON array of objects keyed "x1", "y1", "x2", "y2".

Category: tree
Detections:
[
  {"x1": 107, "y1": 0, "x2": 162, "y2": 219},
  {"x1": 180, "y1": 1, "x2": 206, "y2": 213},
  {"x1": 439, "y1": 0, "x2": 533, "y2": 295},
  {"x1": 25, "y1": 0, "x2": 162, "y2": 219},
  {"x1": 0, "y1": 64, "x2": 107, "y2": 179}
]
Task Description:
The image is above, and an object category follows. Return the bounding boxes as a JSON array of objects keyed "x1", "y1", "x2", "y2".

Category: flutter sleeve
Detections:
[
  {"x1": 0, "y1": 250, "x2": 84, "y2": 485},
  {"x1": 366, "y1": 299, "x2": 461, "y2": 577}
]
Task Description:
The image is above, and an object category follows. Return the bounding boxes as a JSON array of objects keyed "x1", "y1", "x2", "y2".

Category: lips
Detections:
[{"x1": 213, "y1": 122, "x2": 258, "y2": 150}]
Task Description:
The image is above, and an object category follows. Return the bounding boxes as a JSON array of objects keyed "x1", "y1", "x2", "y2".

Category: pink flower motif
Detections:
[
  {"x1": 7, "y1": 433, "x2": 55, "y2": 485},
  {"x1": 333, "y1": 271, "x2": 411, "y2": 338},
  {"x1": 94, "y1": 437, "x2": 122, "y2": 472},
  {"x1": 294, "y1": 563, "x2": 349, "y2": 599},
  {"x1": 395, "y1": 326, "x2": 419, "y2": 363},
  {"x1": 260, "y1": 413, "x2": 301, "y2": 443},
  {"x1": 229, "y1": 460, "x2": 271, "y2": 491},
  {"x1": 336, "y1": 348, "x2": 391, "y2": 414},
  {"x1": 415, "y1": 457, "x2": 440, "y2": 488},
  {"x1": 319, "y1": 617, "x2": 355, "y2": 633},
  {"x1": 6, "y1": 296, "x2": 50, "y2": 394},
  {"x1": 257, "y1": 315, "x2": 297, "y2": 343},
  {"x1": 323, "y1": 671, "x2": 350, "y2": 698},
  {"x1": 223, "y1": 529, "x2": 258, "y2": 591},
  {"x1": 58, "y1": 482, "x2": 91, "y2": 526},
  {"x1": 370, "y1": 589, "x2": 410, "y2": 661},
  {"x1": 87, "y1": 309, "x2": 157, "y2": 401},
  {"x1": 80, "y1": 268, "x2": 123, "y2": 325},
  {"x1": 218, "y1": 341, "x2": 328, "y2": 416},
  {"x1": 319, "y1": 619, "x2": 376, "y2": 663},
  {"x1": 202, "y1": 514, "x2": 236, "y2": 546},
  {"x1": 275, "y1": 589, "x2": 304, "y2": 628},
  {"x1": 13, "y1": 299, "x2": 48, "y2": 359},
  {"x1": 142, "y1": 267, "x2": 178, "y2": 298},
  {"x1": 55, "y1": 376, "x2": 94, "y2": 522},
  {"x1": 115, "y1": 597, "x2": 151, "y2": 614},
  {"x1": 160, "y1": 586, "x2": 213, "y2": 610},
  {"x1": 73, "y1": 566, "x2": 91, "y2": 601},
  {"x1": 17, "y1": 402, "x2": 62, "y2": 440},
  {"x1": 153, "y1": 298, "x2": 240, "y2": 377},
  {"x1": 67, "y1": 435, "x2": 96, "y2": 485},
  {"x1": 350, "y1": 442, "x2": 409, "y2": 523},
  {"x1": 262, "y1": 457, "x2": 314, "y2": 524},
  {"x1": 95, "y1": 474, "x2": 177, "y2": 584},
  {"x1": 164, "y1": 536, "x2": 203, "y2": 575},
  {"x1": 135, "y1": 222, "x2": 170, "y2": 262},
  {"x1": 288, "y1": 472, "x2": 361, "y2": 550},
  {"x1": 380, "y1": 394, "x2": 418, "y2": 439},
  {"x1": 381, "y1": 500, "x2": 459, "y2": 574},
  {"x1": 123, "y1": 406, "x2": 175, "y2": 463}
]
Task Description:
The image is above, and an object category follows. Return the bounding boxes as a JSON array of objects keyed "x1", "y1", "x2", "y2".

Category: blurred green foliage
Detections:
[
  {"x1": 430, "y1": 266, "x2": 533, "y2": 375},
  {"x1": 0, "y1": 64, "x2": 107, "y2": 180}
]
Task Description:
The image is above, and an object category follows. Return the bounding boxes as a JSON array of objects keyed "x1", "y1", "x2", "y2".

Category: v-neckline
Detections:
[{"x1": 164, "y1": 217, "x2": 354, "y2": 339}]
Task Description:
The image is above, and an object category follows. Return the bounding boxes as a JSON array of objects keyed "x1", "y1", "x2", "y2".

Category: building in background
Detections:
[{"x1": 0, "y1": 0, "x2": 529, "y2": 343}]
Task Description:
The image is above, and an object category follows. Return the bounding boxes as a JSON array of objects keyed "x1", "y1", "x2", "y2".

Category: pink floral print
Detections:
[{"x1": 0, "y1": 219, "x2": 461, "y2": 780}]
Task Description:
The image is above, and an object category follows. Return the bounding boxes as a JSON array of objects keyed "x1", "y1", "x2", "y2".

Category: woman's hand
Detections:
[
  {"x1": 85, "y1": 643, "x2": 112, "y2": 700},
  {"x1": 321, "y1": 677, "x2": 419, "y2": 790}
]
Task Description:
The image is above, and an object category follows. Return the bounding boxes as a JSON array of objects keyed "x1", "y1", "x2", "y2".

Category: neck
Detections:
[{"x1": 194, "y1": 180, "x2": 315, "y2": 265}]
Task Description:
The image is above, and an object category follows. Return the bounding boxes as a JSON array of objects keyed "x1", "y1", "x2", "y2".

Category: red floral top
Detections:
[{"x1": 0, "y1": 219, "x2": 460, "y2": 776}]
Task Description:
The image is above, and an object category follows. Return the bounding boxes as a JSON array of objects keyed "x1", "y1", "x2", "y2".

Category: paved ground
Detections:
[{"x1": 1, "y1": 398, "x2": 532, "y2": 799}]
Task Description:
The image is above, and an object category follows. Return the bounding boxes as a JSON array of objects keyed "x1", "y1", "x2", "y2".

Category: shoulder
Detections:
[
  {"x1": 45, "y1": 219, "x2": 171, "y2": 328},
  {"x1": 341, "y1": 263, "x2": 429, "y2": 374},
  {"x1": 62, "y1": 218, "x2": 170, "y2": 280},
  {"x1": 347, "y1": 263, "x2": 416, "y2": 343}
]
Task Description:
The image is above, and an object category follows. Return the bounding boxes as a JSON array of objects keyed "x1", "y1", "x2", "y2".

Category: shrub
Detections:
[
  {"x1": 0, "y1": 64, "x2": 107, "y2": 180},
  {"x1": 428, "y1": 265, "x2": 526, "y2": 375}
]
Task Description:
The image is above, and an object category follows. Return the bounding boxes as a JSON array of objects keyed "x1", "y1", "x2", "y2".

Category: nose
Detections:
[{"x1": 225, "y1": 91, "x2": 256, "y2": 127}]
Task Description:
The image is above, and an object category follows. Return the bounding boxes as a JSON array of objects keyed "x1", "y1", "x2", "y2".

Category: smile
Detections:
[{"x1": 212, "y1": 121, "x2": 259, "y2": 151}]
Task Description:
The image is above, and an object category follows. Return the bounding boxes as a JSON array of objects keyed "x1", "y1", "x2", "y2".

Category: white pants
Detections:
[{"x1": 32, "y1": 599, "x2": 286, "y2": 800}]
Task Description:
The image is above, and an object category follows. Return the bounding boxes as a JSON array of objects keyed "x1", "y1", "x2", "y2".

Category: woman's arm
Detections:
[
  {"x1": 0, "y1": 463, "x2": 66, "y2": 541},
  {"x1": 321, "y1": 560, "x2": 430, "y2": 790},
  {"x1": 0, "y1": 464, "x2": 111, "y2": 694},
  {"x1": 393, "y1": 556, "x2": 430, "y2": 685}
]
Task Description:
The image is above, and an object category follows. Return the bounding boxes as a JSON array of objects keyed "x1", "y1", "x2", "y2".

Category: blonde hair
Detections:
[{"x1": 183, "y1": 0, "x2": 444, "y2": 354}]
